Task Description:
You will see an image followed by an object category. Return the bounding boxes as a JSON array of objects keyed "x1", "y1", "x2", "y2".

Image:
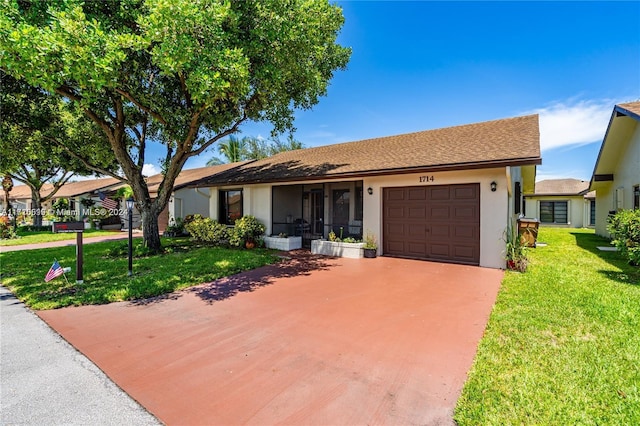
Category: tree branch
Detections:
[
  {"x1": 179, "y1": 73, "x2": 193, "y2": 109},
  {"x1": 54, "y1": 86, "x2": 115, "y2": 138},
  {"x1": 192, "y1": 114, "x2": 248, "y2": 157},
  {"x1": 41, "y1": 171, "x2": 74, "y2": 203},
  {"x1": 115, "y1": 88, "x2": 168, "y2": 125},
  {"x1": 46, "y1": 136, "x2": 126, "y2": 181}
]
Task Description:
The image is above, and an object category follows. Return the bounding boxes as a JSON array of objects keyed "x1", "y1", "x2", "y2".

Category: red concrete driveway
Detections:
[{"x1": 38, "y1": 254, "x2": 502, "y2": 425}]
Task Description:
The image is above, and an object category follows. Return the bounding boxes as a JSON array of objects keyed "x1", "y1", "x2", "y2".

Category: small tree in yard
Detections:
[
  {"x1": 0, "y1": 0, "x2": 351, "y2": 253},
  {"x1": 607, "y1": 209, "x2": 640, "y2": 266}
]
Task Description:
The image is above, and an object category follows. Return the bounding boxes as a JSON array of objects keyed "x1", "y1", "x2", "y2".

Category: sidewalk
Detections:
[
  {"x1": 0, "y1": 286, "x2": 159, "y2": 425},
  {"x1": 0, "y1": 232, "x2": 141, "y2": 253}
]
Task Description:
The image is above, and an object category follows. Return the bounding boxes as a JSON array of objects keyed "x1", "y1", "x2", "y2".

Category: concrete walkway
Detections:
[
  {"x1": 0, "y1": 286, "x2": 159, "y2": 425},
  {"x1": 38, "y1": 255, "x2": 503, "y2": 425},
  {"x1": 0, "y1": 232, "x2": 141, "y2": 253}
]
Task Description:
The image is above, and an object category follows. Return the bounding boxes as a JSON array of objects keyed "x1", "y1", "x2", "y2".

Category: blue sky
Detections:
[{"x1": 167, "y1": 1, "x2": 639, "y2": 182}]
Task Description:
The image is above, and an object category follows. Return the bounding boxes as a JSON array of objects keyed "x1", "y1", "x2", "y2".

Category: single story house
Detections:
[
  {"x1": 185, "y1": 114, "x2": 541, "y2": 269},
  {"x1": 524, "y1": 179, "x2": 595, "y2": 228},
  {"x1": 589, "y1": 101, "x2": 640, "y2": 236},
  {"x1": 6, "y1": 177, "x2": 121, "y2": 222}
]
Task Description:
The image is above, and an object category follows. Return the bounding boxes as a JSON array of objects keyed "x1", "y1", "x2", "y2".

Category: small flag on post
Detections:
[
  {"x1": 99, "y1": 192, "x2": 118, "y2": 210},
  {"x1": 45, "y1": 260, "x2": 65, "y2": 282}
]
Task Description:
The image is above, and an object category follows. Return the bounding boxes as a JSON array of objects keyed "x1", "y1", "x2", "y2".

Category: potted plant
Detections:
[
  {"x1": 230, "y1": 215, "x2": 266, "y2": 249},
  {"x1": 363, "y1": 231, "x2": 377, "y2": 258},
  {"x1": 504, "y1": 225, "x2": 528, "y2": 272}
]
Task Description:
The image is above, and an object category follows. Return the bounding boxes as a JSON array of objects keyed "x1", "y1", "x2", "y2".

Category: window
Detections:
[
  {"x1": 514, "y1": 182, "x2": 522, "y2": 215},
  {"x1": 589, "y1": 200, "x2": 596, "y2": 226},
  {"x1": 539, "y1": 201, "x2": 568, "y2": 224},
  {"x1": 354, "y1": 182, "x2": 363, "y2": 221},
  {"x1": 634, "y1": 185, "x2": 640, "y2": 210},
  {"x1": 219, "y1": 190, "x2": 243, "y2": 225}
]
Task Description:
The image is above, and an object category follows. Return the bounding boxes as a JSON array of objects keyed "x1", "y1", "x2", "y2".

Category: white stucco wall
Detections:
[
  {"x1": 201, "y1": 167, "x2": 518, "y2": 269},
  {"x1": 363, "y1": 168, "x2": 509, "y2": 269},
  {"x1": 524, "y1": 196, "x2": 590, "y2": 228},
  {"x1": 170, "y1": 187, "x2": 211, "y2": 221},
  {"x1": 595, "y1": 121, "x2": 640, "y2": 236},
  {"x1": 244, "y1": 185, "x2": 272, "y2": 234}
]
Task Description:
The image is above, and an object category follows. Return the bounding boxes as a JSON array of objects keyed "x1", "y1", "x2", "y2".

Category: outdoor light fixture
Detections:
[
  {"x1": 367, "y1": 187, "x2": 373, "y2": 195},
  {"x1": 490, "y1": 181, "x2": 497, "y2": 192},
  {"x1": 126, "y1": 196, "x2": 134, "y2": 276}
]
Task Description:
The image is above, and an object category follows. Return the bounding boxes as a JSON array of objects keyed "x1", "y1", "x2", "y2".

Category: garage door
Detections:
[{"x1": 383, "y1": 184, "x2": 480, "y2": 265}]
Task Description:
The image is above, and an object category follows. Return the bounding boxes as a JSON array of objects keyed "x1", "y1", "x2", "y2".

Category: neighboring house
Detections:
[
  {"x1": 7, "y1": 177, "x2": 121, "y2": 222},
  {"x1": 524, "y1": 179, "x2": 595, "y2": 228},
  {"x1": 185, "y1": 114, "x2": 541, "y2": 269},
  {"x1": 589, "y1": 101, "x2": 640, "y2": 236}
]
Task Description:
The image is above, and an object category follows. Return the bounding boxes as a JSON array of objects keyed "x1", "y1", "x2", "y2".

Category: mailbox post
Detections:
[{"x1": 52, "y1": 221, "x2": 84, "y2": 283}]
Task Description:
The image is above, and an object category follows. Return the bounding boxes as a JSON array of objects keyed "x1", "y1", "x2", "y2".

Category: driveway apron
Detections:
[{"x1": 37, "y1": 255, "x2": 503, "y2": 425}]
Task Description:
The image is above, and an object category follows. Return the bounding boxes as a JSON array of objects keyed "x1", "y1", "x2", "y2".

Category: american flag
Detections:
[
  {"x1": 99, "y1": 192, "x2": 118, "y2": 210},
  {"x1": 45, "y1": 260, "x2": 65, "y2": 282}
]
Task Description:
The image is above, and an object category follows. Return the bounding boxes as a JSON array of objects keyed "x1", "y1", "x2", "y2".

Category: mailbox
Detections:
[
  {"x1": 517, "y1": 218, "x2": 540, "y2": 248},
  {"x1": 52, "y1": 221, "x2": 85, "y2": 233}
]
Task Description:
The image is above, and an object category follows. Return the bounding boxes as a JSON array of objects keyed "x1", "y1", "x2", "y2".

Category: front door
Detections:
[{"x1": 303, "y1": 189, "x2": 324, "y2": 247}]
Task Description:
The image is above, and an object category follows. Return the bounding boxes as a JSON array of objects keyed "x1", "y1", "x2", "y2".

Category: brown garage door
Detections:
[{"x1": 383, "y1": 184, "x2": 480, "y2": 265}]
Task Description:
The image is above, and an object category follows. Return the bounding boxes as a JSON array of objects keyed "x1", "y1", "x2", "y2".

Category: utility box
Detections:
[{"x1": 517, "y1": 218, "x2": 540, "y2": 248}]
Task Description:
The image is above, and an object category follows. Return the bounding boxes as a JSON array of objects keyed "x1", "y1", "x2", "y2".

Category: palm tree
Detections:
[
  {"x1": 206, "y1": 135, "x2": 305, "y2": 165},
  {"x1": 207, "y1": 136, "x2": 247, "y2": 165},
  {"x1": 2, "y1": 174, "x2": 13, "y2": 211}
]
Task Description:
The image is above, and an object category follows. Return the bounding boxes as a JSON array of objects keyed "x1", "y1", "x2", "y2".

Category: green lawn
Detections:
[
  {"x1": 0, "y1": 229, "x2": 120, "y2": 246},
  {"x1": 455, "y1": 228, "x2": 640, "y2": 425},
  {"x1": 0, "y1": 238, "x2": 279, "y2": 309}
]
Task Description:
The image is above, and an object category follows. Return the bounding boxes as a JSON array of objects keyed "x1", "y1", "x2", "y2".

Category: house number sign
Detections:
[{"x1": 419, "y1": 175, "x2": 435, "y2": 183}]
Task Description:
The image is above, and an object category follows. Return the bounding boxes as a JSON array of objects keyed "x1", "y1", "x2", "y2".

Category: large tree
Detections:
[
  {"x1": 0, "y1": 72, "x2": 117, "y2": 226},
  {"x1": 0, "y1": 0, "x2": 350, "y2": 252}
]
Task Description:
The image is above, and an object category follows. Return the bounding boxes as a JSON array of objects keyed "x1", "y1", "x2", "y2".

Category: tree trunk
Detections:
[
  {"x1": 140, "y1": 207, "x2": 162, "y2": 253},
  {"x1": 31, "y1": 189, "x2": 43, "y2": 227}
]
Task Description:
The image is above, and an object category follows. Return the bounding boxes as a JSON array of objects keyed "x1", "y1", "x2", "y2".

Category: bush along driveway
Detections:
[{"x1": 455, "y1": 228, "x2": 640, "y2": 425}]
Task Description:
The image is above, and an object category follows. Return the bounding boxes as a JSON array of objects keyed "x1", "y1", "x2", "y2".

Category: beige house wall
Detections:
[
  {"x1": 594, "y1": 122, "x2": 640, "y2": 236},
  {"x1": 524, "y1": 195, "x2": 591, "y2": 228},
  {"x1": 202, "y1": 166, "x2": 523, "y2": 269},
  {"x1": 170, "y1": 187, "x2": 211, "y2": 221},
  {"x1": 363, "y1": 168, "x2": 509, "y2": 269}
]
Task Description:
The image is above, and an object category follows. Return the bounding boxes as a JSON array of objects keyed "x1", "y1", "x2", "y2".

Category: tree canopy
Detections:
[
  {"x1": 0, "y1": 0, "x2": 350, "y2": 251},
  {"x1": 0, "y1": 71, "x2": 117, "y2": 225}
]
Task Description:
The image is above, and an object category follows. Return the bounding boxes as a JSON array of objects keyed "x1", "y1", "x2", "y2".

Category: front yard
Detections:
[
  {"x1": 455, "y1": 228, "x2": 640, "y2": 424},
  {"x1": 0, "y1": 238, "x2": 278, "y2": 309}
]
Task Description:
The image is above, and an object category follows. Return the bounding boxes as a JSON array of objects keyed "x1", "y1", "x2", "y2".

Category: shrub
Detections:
[
  {"x1": 0, "y1": 222, "x2": 17, "y2": 239},
  {"x1": 503, "y1": 224, "x2": 528, "y2": 272},
  {"x1": 18, "y1": 225, "x2": 51, "y2": 232},
  {"x1": 184, "y1": 215, "x2": 229, "y2": 245},
  {"x1": 607, "y1": 209, "x2": 640, "y2": 265},
  {"x1": 164, "y1": 217, "x2": 186, "y2": 237},
  {"x1": 229, "y1": 215, "x2": 266, "y2": 248}
]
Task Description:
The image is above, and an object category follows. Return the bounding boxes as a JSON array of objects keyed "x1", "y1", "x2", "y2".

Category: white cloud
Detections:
[
  {"x1": 527, "y1": 99, "x2": 613, "y2": 151},
  {"x1": 142, "y1": 164, "x2": 160, "y2": 177}
]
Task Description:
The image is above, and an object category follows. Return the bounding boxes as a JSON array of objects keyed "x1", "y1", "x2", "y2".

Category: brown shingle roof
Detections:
[
  {"x1": 8, "y1": 177, "x2": 120, "y2": 201},
  {"x1": 8, "y1": 164, "x2": 246, "y2": 202},
  {"x1": 194, "y1": 114, "x2": 541, "y2": 186},
  {"x1": 533, "y1": 179, "x2": 590, "y2": 196},
  {"x1": 617, "y1": 101, "x2": 640, "y2": 118},
  {"x1": 146, "y1": 161, "x2": 250, "y2": 194}
]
